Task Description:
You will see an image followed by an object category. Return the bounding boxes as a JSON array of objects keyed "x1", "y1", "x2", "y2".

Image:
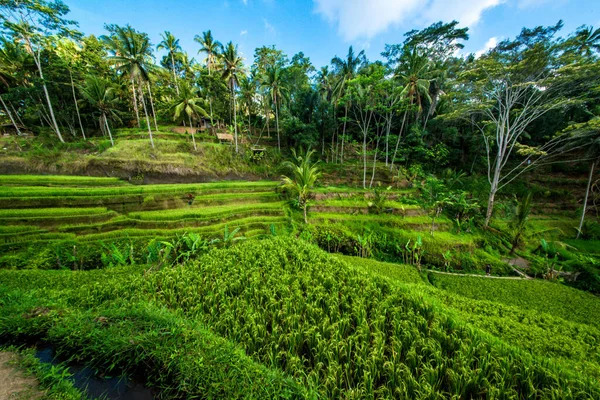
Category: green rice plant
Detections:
[
  {"x1": 0, "y1": 207, "x2": 109, "y2": 218},
  {"x1": 0, "y1": 174, "x2": 127, "y2": 187},
  {"x1": 1, "y1": 239, "x2": 600, "y2": 398},
  {"x1": 429, "y1": 273, "x2": 600, "y2": 328}
]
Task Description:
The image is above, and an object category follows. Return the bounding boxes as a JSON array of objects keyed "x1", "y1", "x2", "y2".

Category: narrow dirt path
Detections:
[
  {"x1": 0, "y1": 352, "x2": 43, "y2": 400},
  {"x1": 428, "y1": 270, "x2": 531, "y2": 280}
]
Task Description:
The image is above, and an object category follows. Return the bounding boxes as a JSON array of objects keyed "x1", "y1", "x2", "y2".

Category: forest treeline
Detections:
[{"x1": 1, "y1": 1, "x2": 600, "y2": 224}]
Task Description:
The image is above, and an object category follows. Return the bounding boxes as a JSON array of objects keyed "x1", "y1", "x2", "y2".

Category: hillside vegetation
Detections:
[{"x1": 2, "y1": 238, "x2": 600, "y2": 399}]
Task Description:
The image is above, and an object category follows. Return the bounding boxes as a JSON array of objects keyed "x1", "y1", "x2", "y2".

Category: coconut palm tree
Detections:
[
  {"x1": 172, "y1": 82, "x2": 209, "y2": 151},
  {"x1": 79, "y1": 75, "x2": 120, "y2": 146},
  {"x1": 281, "y1": 148, "x2": 321, "y2": 224},
  {"x1": 221, "y1": 41, "x2": 243, "y2": 153},
  {"x1": 389, "y1": 47, "x2": 432, "y2": 172},
  {"x1": 568, "y1": 25, "x2": 600, "y2": 58},
  {"x1": 157, "y1": 31, "x2": 182, "y2": 94},
  {"x1": 238, "y1": 74, "x2": 257, "y2": 136},
  {"x1": 102, "y1": 25, "x2": 156, "y2": 147},
  {"x1": 195, "y1": 30, "x2": 222, "y2": 127},
  {"x1": 195, "y1": 30, "x2": 222, "y2": 74},
  {"x1": 331, "y1": 46, "x2": 365, "y2": 163},
  {"x1": 261, "y1": 65, "x2": 288, "y2": 151}
]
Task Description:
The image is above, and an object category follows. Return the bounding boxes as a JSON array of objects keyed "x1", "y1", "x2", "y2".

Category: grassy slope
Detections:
[
  {"x1": 340, "y1": 255, "x2": 600, "y2": 382},
  {"x1": 1, "y1": 239, "x2": 599, "y2": 398}
]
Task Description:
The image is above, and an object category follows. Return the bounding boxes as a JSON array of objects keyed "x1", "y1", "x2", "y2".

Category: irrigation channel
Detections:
[{"x1": 35, "y1": 345, "x2": 154, "y2": 399}]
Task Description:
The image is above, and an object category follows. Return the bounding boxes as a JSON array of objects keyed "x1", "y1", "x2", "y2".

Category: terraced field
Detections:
[{"x1": 0, "y1": 176, "x2": 288, "y2": 258}]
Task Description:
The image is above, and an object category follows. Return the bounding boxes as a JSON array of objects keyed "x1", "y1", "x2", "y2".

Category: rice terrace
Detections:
[{"x1": 1, "y1": 0, "x2": 600, "y2": 399}]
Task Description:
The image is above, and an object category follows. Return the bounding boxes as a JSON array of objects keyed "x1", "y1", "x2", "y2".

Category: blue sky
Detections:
[{"x1": 66, "y1": 0, "x2": 599, "y2": 70}]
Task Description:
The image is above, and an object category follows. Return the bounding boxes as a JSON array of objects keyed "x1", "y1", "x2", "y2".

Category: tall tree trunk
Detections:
[
  {"x1": 363, "y1": 125, "x2": 368, "y2": 189},
  {"x1": 385, "y1": 114, "x2": 391, "y2": 166},
  {"x1": 390, "y1": 109, "x2": 408, "y2": 172},
  {"x1": 303, "y1": 202, "x2": 308, "y2": 224},
  {"x1": 34, "y1": 54, "x2": 63, "y2": 142},
  {"x1": 131, "y1": 77, "x2": 141, "y2": 128},
  {"x1": 103, "y1": 114, "x2": 114, "y2": 146},
  {"x1": 9, "y1": 101, "x2": 25, "y2": 128},
  {"x1": 232, "y1": 84, "x2": 238, "y2": 153},
  {"x1": 0, "y1": 94, "x2": 22, "y2": 136},
  {"x1": 171, "y1": 53, "x2": 180, "y2": 95},
  {"x1": 275, "y1": 95, "x2": 280, "y2": 151},
  {"x1": 147, "y1": 82, "x2": 159, "y2": 132},
  {"x1": 370, "y1": 130, "x2": 383, "y2": 188},
  {"x1": 139, "y1": 84, "x2": 154, "y2": 149},
  {"x1": 188, "y1": 114, "x2": 197, "y2": 150},
  {"x1": 69, "y1": 70, "x2": 86, "y2": 140},
  {"x1": 484, "y1": 172, "x2": 500, "y2": 227},
  {"x1": 577, "y1": 161, "x2": 595, "y2": 239},
  {"x1": 340, "y1": 104, "x2": 348, "y2": 164}
]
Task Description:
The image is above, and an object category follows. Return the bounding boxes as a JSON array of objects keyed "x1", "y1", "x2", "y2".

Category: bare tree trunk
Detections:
[
  {"x1": 0, "y1": 94, "x2": 22, "y2": 136},
  {"x1": 577, "y1": 161, "x2": 595, "y2": 239},
  {"x1": 303, "y1": 202, "x2": 308, "y2": 224},
  {"x1": 275, "y1": 95, "x2": 280, "y2": 151},
  {"x1": 139, "y1": 85, "x2": 154, "y2": 149},
  {"x1": 8, "y1": 100, "x2": 24, "y2": 127},
  {"x1": 147, "y1": 81, "x2": 159, "y2": 132},
  {"x1": 69, "y1": 70, "x2": 86, "y2": 140},
  {"x1": 232, "y1": 85, "x2": 238, "y2": 153},
  {"x1": 103, "y1": 114, "x2": 114, "y2": 146},
  {"x1": 188, "y1": 114, "x2": 197, "y2": 150},
  {"x1": 38, "y1": 62, "x2": 63, "y2": 141},
  {"x1": 131, "y1": 77, "x2": 141, "y2": 128},
  {"x1": 390, "y1": 110, "x2": 408, "y2": 172},
  {"x1": 484, "y1": 175, "x2": 499, "y2": 228},
  {"x1": 340, "y1": 104, "x2": 348, "y2": 164},
  {"x1": 171, "y1": 53, "x2": 180, "y2": 95}
]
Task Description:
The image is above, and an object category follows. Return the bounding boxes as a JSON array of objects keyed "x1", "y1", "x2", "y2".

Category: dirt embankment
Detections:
[{"x1": 0, "y1": 352, "x2": 42, "y2": 400}]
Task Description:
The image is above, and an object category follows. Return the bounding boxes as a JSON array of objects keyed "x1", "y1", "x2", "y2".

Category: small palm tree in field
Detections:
[
  {"x1": 281, "y1": 149, "x2": 321, "y2": 224},
  {"x1": 80, "y1": 75, "x2": 120, "y2": 146},
  {"x1": 172, "y1": 82, "x2": 209, "y2": 150}
]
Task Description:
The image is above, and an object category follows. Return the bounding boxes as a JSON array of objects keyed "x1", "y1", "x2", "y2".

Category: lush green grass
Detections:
[
  {"x1": 337, "y1": 254, "x2": 424, "y2": 285},
  {"x1": 355, "y1": 259, "x2": 600, "y2": 381},
  {"x1": 1, "y1": 238, "x2": 598, "y2": 398},
  {"x1": 0, "y1": 181, "x2": 278, "y2": 198},
  {"x1": 564, "y1": 239, "x2": 600, "y2": 254},
  {"x1": 428, "y1": 273, "x2": 600, "y2": 328},
  {"x1": 0, "y1": 207, "x2": 109, "y2": 218},
  {"x1": 0, "y1": 174, "x2": 127, "y2": 187},
  {"x1": 128, "y1": 202, "x2": 284, "y2": 221}
]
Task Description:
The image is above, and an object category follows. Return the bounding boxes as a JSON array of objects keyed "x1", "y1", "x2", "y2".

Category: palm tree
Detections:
[
  {"x1": 568, "y1": 25, "x2": 600, "y2": 58},
  {"x1": 79, "y1": 75, "x2": 120, "y2": 146},
  {"x1": 195, "y1": 30, "x2": 222, "y2": 74},
  {"x1": 331, "y1": 46, "x2": 365, "y2": 163},
  {"x1": 157, "y1": 31, "x2": 182, "y2": 95},
  {"x1": 281, "y1": 149, "x2": 321, "y2": 224},
  {"x1": 172, "y1": 82, "x2": 209, "y2": 150},
  {"x1": 261, "y1": 65, "x2": 288, "y2": 150},
  {"x1": 390, "y1": 47, "x2": 432, "y2": 172},
  {"x1": 195, "y1": 30, "x2": 222, "y2": 126},
  {"x1": 102, "y1": 25, "x2": 156, "y2": 147},
  {"x1": 221, "y1": 41, "x2": 243, "y2": 153},
  {"x1": 239, "y1": 74, "x2": 256, "y2": 136}
]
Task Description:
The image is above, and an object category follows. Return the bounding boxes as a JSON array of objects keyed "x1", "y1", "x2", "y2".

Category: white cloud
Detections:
[
  {"x1": 242, "y1": 0, "x2": 248, "y2": 5},
  {"x1": 475, "y1": 36, "x2": 499, "y2": 57},
  {"x1": 240, "y1": 30, "x2": 248, "y2": 36},
  {"x1": 263, "y1": 19, "x2": 276, "y2": 35},
  {"x1": 314, "y1": 0, "x2": 504, "y2": 41}
]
